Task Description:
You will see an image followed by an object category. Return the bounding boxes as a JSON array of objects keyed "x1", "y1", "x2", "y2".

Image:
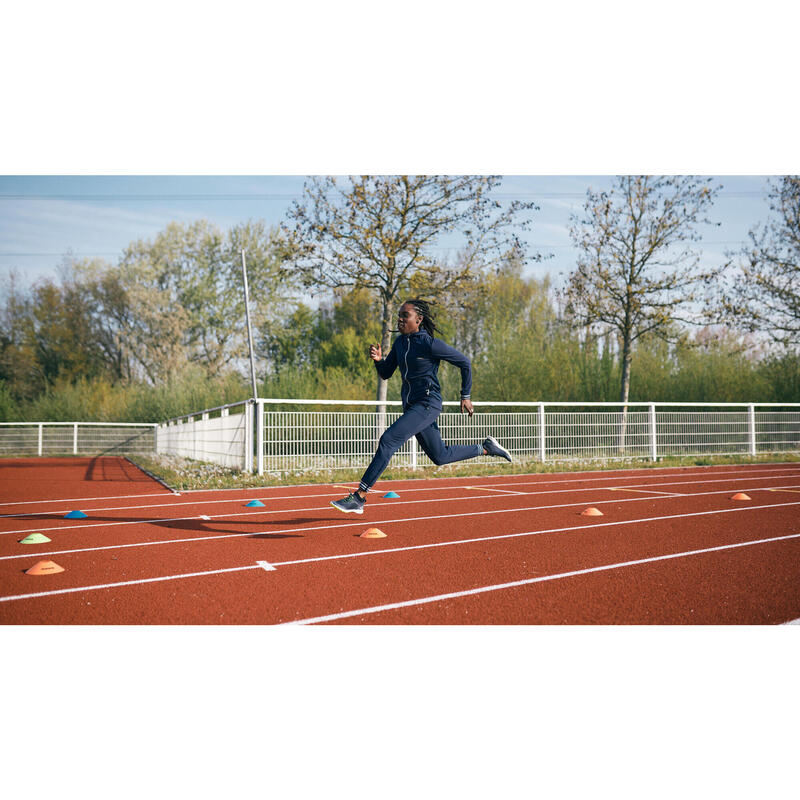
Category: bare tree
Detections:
[
  {"x1": 282, "y1": 176, "x2": 538, "y2": 409},
  {"x1": 564, "y1": 176, "x2": 720, "y2": 407},
  {"x1": 717, "y1": 176, "x2": 800, "y2": 348}
]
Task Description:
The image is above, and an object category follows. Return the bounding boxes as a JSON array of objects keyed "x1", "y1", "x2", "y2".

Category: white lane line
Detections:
[
  {"x1": 5, "y1": 482, "x2": 800, "y2": 544},
  {"x1": 0, "y1": 491, "x2": 538, "y2": 537},
  {"x1": 3, "y1": 493, "x2": 800, "y2": 563},
  {"x1": 256, "y1": 560, "x2": 277, "y2": 572},
  {"x1": 609, "y1": 488, "x2": 686, "y2": 496},
  {"x1": 783, "y1": 617, "x2": 800, "y2": 625},
  {"x1": 3, "y1": 500, "x2": 800, "y2": 604},
  {"x1": 0, "y1": 565, "x2": 263, "y2": 603},
  {"x1": 0, "y1": 514, "x2": 209, "y2": 538},
  {"x1": 286, "y1": 530, "x2": 800, "y2": 625},
  {"x1": 4, "y1": 466, "x2": 800, "y2": 515},
  {"x1": 465, "y1": 486, "x2": 527, "y2": 495},
  {"x1": 0, "y1": 491, "x2": 177, "y2": 509}
]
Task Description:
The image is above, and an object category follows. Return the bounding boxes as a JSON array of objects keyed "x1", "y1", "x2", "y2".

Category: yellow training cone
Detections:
[
  {"x1": 580, "y1": 507, "x2": 604, "y2": 516},
  {"x1": 360, "y1": 527, "x2": 387, "y2": 538}
]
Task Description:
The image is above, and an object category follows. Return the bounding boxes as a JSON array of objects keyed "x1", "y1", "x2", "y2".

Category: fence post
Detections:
[
  {"x1": 73, "y1": 423, "x2": 78, "y2": 455},
  {"x1": 538, "y1": 403, "x2": 546, "y2": 463},
  {"x1": 256, "y1": 400, "x2": 264, "y2": 475},
  {"x1": 649, "y1": 404, "x2": 657, "y2": 461},
  {"x1": 245, "y1": 402, "x2": 254, "y2": 473},
  {"x1": 38, "y1": 423, "x2": 43, "y2": 456},
  {"x1": 748, "y1": 404, "x2": 756, "y2": 456},
  {"x1": 153, "y1": 424, "x2": 159, "y2": 455}
]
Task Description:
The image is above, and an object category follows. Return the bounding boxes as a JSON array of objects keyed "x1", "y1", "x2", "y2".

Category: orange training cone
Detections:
[
  {"x1": 580, "y1": 507, "x2": 604, "y2": 516},
  {"x1": 731, "y1": 493, "x2": 751, "y2": 501},
  {"x1": 360, "y1": 527, "x2": 387, "y2": 538},
  {"x1": 25, "y1": 560, "x2": 65, "y2": 575}
]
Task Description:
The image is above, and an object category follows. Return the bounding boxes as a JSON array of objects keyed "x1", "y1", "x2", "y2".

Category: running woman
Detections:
[{"x1": 331, "y1": 299, "x2": 512, "y2": 514}]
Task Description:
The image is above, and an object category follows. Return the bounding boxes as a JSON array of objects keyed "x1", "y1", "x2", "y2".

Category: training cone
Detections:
[
  {"x1": 360, "y1": 527, "x2": 387, "y2": 539},
  {"x1": 580, "y1": 507, "x2": 604, "y2": 516},
  {"x1": 64, "y1": 510, "x2": 87, "y2": 519},
  {"x1": 731, "y1": 493, "x2": 751, "y2": 501},
  {"x1": 382, "y1": 491, "x2": 400, "y2": 498},
  {"x1": 25, "y1": 560, "x2": 65, "y2": 575},
  {"x1": 245, "y1": 499, "x2": 265, "y2": 507},
  {"x1": 19, "y1": 533, "x2": 52, "y2": 544}
]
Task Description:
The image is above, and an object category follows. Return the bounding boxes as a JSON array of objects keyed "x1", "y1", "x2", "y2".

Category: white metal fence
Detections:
[
  {"x1": 254, "y1": 399, "x2": 800, "y2": 475},
  {"x1": 0, "y1": 421, "x2": 157, "y2": 456},
  {"x1": 3, "y1": 400, "x2": 799, "y2": 475}
]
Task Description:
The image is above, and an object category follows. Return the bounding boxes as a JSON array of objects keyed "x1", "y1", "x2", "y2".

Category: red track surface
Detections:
[{"x1": 1, "y1": 456, "x2": 799, "y2": 624}]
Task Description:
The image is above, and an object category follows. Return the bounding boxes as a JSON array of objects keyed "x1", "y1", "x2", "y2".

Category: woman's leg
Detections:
[
  {"x1": 415, "y1": 418, "x2": 484, "y2": 466},
  {"x1": 357, "y1": 403, "x2": 441, "y2": 492}
]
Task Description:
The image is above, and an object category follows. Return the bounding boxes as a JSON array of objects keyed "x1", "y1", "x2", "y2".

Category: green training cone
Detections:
[
  {"x1": 382, "y1": 491, "x2": 400, "y2": 498},
  {"x1": 64, "y1": 510, "x2": 87, "y2": 519},
  {"x1": 19, "y1": 533, "x2": 52, "y2": 544},
  {"x1": 245, "y1": 499, "x2": 265, "y2": 507}
]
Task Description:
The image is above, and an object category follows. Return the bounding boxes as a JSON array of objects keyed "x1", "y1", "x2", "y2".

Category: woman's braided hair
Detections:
[{"x1": 405, "y1": 298, "x2": 439, "y2": 337}]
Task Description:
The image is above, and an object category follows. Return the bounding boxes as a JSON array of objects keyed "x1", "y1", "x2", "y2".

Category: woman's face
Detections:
[{"x1": 397, "y1": 303, "x2": 422, "y2": 334}]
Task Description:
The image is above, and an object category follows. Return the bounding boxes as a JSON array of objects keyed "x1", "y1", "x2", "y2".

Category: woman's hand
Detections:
[
  {"x1": 369, "y1": 344, "x2": 382, "y2": 362},
  {"x1": 461, "y1": 398, "x2": 474, "y2": 417}
]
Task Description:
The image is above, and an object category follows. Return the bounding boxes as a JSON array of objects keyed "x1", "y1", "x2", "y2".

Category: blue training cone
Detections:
[
  {"x1": 64, "y1": 510, "x2": 87, "y2": 519},
  {"x1": 245, "y1": 499, "x2": 265, "y2": 508},
  {"x1": 382, "y1": 491, "x2": 400, "y2": 498}
]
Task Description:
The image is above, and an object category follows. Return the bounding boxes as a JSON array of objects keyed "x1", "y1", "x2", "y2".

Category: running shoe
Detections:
[
  {"x1": 482, "y1": 435, "x2": 512, "y2": 462},
  {"x1": 330, "y1": 492, "x2": 366, "y2": 514}
]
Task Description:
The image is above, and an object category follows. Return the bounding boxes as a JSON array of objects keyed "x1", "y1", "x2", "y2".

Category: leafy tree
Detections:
[
  {"x1": 564, "y1": 175, "x2": 720, "y2": 406},
  {"x1": 112, "y1": 220, "x2": 293, "y2": 383},
  {"x1": 717, "y1": 175, "x2": 800, "y2": 348},
  {"x1": 282, "y1": 176, "x2": 539, "y2": 408}
]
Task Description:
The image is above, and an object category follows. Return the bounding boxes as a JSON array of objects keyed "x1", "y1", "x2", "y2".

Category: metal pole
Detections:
[
  {"x1": 241, "y1": 250, "x2": 258, "y2": 400},
  {"x1": 649, "y1": 403, "x2": 657, "y2": 461}
]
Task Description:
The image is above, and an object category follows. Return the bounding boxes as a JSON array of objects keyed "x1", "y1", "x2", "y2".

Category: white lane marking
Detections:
[
  {"x1": 3, "y1": 494, "x2": 800, "y2": 563},
  {"x1": 256, "y1": 560, "x2": 277, "y2": 572},
  {"x1": 465, "y1": 486, "x2": 527, "y2": 495},
  {"x1": 609, "y1": 488, "x2": 686, "y2": 496},
  {"x1": 0, "y1": 491, "x2": 176, "y2": 509},
  {"x1": 286, "y1": 530, "x2": 800, "y2": 625},
  {"x1": 0, "y1": 514, "x2": 211, "y2": 538},
  {"x1": 783, "y1": 617, "x2": 800, "y2": 625},
  {"x1": 4, "y1": 465, "x2": 800, "y2": 515},
  {"x1": 200, "y1": 515, "x2": 211, "y2": 521},
  {"x1": 3, "y1": 500, "x2": 800, "y2": 604},
  {"x1": 5, "y1": 482, "x2": 800, "y2": 545},
  {"x1": 0, "y1": 492, "x2": 532, "y2": 537},
  {"x1": 0, "y1": 565, "x2": 262, "y2": 603},
  {"x1": 9, "y1": 468, "x2": 788, "y2": 518}
]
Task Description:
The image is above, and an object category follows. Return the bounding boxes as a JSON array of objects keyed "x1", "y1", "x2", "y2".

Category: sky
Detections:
[{"x1": 0, "y1": 174, "x2": 778, "y2": 293}]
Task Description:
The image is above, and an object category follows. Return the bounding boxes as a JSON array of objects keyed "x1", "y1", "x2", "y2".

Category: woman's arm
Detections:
[
  {"x1": 370, "y1": 340, "x2": 398, "y2": 380},
  {"x1": 430, "y1": 338, "x2": 473, "y2": 400}
]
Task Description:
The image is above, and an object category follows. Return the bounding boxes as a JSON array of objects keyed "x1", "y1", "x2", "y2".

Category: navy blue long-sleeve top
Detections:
[{"x1": 375, "y1": 330, "x2": 472, "y2": 409}]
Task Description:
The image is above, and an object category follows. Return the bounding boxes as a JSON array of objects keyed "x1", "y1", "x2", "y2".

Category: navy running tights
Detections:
[{"x1": 358, "y1": 402, "x2": 483, "y2": 492}]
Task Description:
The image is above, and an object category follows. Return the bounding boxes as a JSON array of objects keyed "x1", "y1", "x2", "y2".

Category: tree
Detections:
[
  {"x1": 564, "y1": 176, "x2": 720, "y2": 406},
  {"x1": 282, "y1": 176, "x2": 539, "y2": 408},
  {"x1": 717, "y1": 175, "x2": 800, "y2": 348},
  {"x1": 110, "y1": 220, "x2": 294, "y2": 383}
]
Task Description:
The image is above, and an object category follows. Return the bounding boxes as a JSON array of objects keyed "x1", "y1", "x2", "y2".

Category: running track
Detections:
[{"x1": 1, "y1": 456, "x2": 799, "y2": 624}]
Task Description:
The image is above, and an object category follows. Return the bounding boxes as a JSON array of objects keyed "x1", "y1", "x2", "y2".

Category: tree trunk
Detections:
[
  {"x1": 375, "y1": 295, "x2": 393, "y2": 441},
  {"x1": 617, "y1": 334, "x2": 633, "y2": 453}
]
